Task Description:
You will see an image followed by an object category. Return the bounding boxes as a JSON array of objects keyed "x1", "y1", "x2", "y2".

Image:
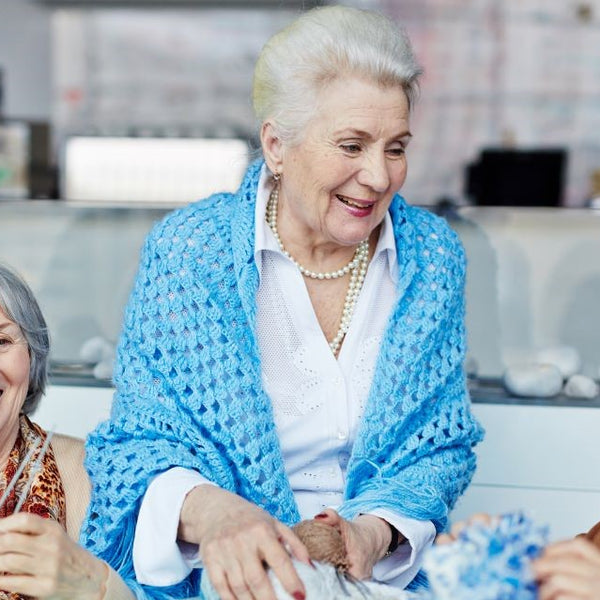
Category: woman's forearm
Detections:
[
  {"x1": 353, "y1": 514, "x2": 395, "y2": 561},
  {"x1": 178, "y1": 483, "x2": 221, "y2": 544}
]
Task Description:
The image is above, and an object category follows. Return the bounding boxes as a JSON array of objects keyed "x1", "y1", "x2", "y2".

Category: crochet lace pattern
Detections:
[{"x1": 81, "y1": 160, "x2": 484, "y2": 599}]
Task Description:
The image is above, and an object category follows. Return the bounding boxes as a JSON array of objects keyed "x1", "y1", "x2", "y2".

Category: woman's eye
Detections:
[
  {"x1": 387, "y1": 147, "x2": 406, "y2": 157},
  {"x1": 341, "y1": 143, "x2": 361, "y2": 153}
]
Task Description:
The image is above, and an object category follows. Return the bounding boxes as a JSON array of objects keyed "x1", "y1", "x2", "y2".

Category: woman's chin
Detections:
[{"x1": 329, "y1": 224, "x2": 379, "y2": 248}]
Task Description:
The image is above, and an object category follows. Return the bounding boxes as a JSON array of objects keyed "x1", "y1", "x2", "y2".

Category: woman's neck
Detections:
[{"x1": 0, "y1": 419, "x2": 20, "y2": 472}]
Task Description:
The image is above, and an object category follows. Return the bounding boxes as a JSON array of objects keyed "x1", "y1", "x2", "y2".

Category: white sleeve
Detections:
[
  {"x1": 133, "y1": 467, "x2": 216, "y2": 586},
  {"x1": 368, "y1": 509, "x2": 436, "y2": 588}
]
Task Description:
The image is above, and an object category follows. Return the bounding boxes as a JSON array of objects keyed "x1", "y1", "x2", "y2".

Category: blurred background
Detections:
[{"x1": 1, "y1": 0, "x2": 599, "y2": 206}]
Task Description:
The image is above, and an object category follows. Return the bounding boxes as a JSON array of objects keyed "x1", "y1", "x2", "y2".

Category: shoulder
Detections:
[
  {"x1": 51, "y1": 434, "x2": 87, "y2": 478},
  {"x1": 407, "y1": 204, "x2": 463, "y2": 255},
  {"x1": 51, "y1": 433, "x2": 91, "y2": 540},
  {"x1": 145, "y1": 159, "x2": 262, "y2": 257},
  {"x1": 399, "y1": 201, "x2": 466, "y2": 278},
  {"x1": 51, "y1": 433, "x2": 85, "y2": 462},
  {"x1": 148, "y1": 192, "x2": 237, "y2": 251}
]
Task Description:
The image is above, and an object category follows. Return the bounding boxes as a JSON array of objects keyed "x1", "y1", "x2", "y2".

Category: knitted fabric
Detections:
[
  {"x1": 81, "y1": 159, "x2": 483, "y2": 599},
  {"x1": 423, "y1": 511, "x2": 548, "y2": 599}
]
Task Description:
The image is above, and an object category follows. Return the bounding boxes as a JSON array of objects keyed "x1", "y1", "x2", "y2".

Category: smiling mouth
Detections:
[{"x1": 336, "y1": 194, "x2": 375, "y2": 209}]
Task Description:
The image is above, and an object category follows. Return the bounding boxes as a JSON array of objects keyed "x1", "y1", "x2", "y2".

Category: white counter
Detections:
[
  {"x1": 35, "y1": 384, "x2": 600, "y2": 541},
  {"x1": 452, "y1": 402, "x2": 600, "y2": 541}
]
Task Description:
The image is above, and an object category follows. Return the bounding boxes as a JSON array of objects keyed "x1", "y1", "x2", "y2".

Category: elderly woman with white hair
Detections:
[
  {"x1": 81, "y1": 5, "x2": 483, "y2": 600},
  {"x1": 0, "y1": 264, "x2": 134, "y2": 599}
]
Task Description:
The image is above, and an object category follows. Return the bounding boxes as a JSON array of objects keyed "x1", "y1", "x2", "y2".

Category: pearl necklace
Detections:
[{"x1": 266, "y1": 184, "x2": 370, "y2": 355}]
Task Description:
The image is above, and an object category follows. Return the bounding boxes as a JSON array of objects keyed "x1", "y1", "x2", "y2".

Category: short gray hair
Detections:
[
  {"x1": 253, "y1": 5, "x2": 423, "y2": 145},
  {"x1": 0, "y1": 264, "x2": 49, "y2": 415}
]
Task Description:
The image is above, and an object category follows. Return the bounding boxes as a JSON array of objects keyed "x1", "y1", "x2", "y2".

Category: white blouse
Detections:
[{"x1": 132, "y1": 166, "x2": 435, "y2": 589}]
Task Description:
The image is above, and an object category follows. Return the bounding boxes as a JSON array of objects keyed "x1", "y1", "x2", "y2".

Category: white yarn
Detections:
[{"x1": 200, "y1": 560, "x2": 417, "y2": 600}]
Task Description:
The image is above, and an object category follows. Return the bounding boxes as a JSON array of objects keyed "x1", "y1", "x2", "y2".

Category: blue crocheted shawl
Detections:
[{"x1": 81, "y1": 160, "x2": 484, "y2": 599}]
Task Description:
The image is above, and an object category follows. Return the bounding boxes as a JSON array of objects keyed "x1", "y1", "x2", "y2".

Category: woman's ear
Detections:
[{"x1": 260, "y1": 121, "x2": 284, "y2": 175}]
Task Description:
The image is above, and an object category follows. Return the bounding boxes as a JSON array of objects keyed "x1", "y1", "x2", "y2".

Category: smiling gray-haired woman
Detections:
[{"x1": 0, "y1": 263, "x2": 134, "y2": 600}]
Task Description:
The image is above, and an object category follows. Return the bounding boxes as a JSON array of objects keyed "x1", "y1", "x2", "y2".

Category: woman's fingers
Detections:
[
  {"x1": 189, "y1": 488, "x2": 308, "y2": 599},
  {"x1": 0, "y1": 574, "x2": 37, "y2": 596},
  {"x1": 276, "y1": 522, "x2": 311, "y2": 565},
  {"x1": 435, "y1": 513, "x2": 497, "y2": 544},
  {"x1": 209, "y1": 557, "x2": 278, "y2": 600},
  {"x1": 217, "y1": 557, "x2": 260, "y2": 600},
  {"x1": 0, "y1": 530, "x2": 55, "y2": 573},
  {"x1": 0, "y1": 514, "x2": 107, "y2": 599},
  {"x1": 543, "y1": 538, "x2": 600, "y2": 564},
  {"x1": 261, "y1": 527, "x2": 306, "y2": 599},
  {"x1": 0, "y1": 512, "x2": 48, "y2": 535},
  {"x1": 202, "y1": 533, "x2": 256, "y2": 600},
  {"x1": 241, "y1": 556, "x2": 278, "y2": 600},
  {"x1": 537, "y1": 572, "x2": 598, "y2": 600},
  {"x1": 203, "y1": 519, "x2": 305, "y2": 600},
  {"x1": 314, "y1": 508, "x2": 342, "y2": 529},
  {"x1": 435, "y1": 533, "x2": 455, "y2": 545},
  {"x1": 533, "y1": 538, "x2": 600, "y2": 600},
  {"x1": 203, "y1": 560, "x2": 238, "y2": 600},
  {"x1": 449, "y1": 512, "x2": 494, "y2": 539},
  {"x1": 535, "y1": 539, "x2": 600, "y2": 577},
  {"x1": 0, "y1": 572, "x2": 68, "y2": 599}
]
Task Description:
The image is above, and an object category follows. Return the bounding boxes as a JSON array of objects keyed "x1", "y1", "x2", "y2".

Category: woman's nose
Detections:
[{"x1": 358, "y1": 153, "x2": 391, "y2": 192}]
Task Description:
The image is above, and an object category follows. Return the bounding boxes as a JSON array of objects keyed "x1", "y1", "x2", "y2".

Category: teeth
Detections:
[{"x1": 337, "y1": 195, "x2": 374, "y2": 209}]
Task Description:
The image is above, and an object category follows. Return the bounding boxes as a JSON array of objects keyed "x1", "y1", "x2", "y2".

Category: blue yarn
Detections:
[
  {"x1": 423, "y1": 511, "x2": 548, "y2": 600},
  {"x1": 81, "y1": 159, "x2": 483, "y2": 598}
]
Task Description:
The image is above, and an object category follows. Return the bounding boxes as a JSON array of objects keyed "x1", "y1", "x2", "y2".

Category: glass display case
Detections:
[
  {"x1": 0, "y1": 201, "x2": 171, "y2": 385},
  {"x1": 446, "y1": 205, "x2": 600, "y2": 407}
]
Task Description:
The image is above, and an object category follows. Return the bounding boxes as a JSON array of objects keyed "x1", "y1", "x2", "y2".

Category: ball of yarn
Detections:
[
  {"x1": 424, "y1": 511, "x2": 548, "y2": 600},
  {"x1": 292, "y1": 519, "x2": 350, "y2": 572}
]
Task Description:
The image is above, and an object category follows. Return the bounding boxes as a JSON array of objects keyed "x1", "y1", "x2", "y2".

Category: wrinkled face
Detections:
[
  {"x1": 270, "y1": 76, "x2": 411, "y2": 249},
  {"x1": 0, "y1": 308, "x2": 29, "y2": 448}
]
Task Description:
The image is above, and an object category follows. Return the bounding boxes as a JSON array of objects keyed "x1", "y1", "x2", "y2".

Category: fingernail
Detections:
[
  {"x1": 293, "y1": 592, "x2": 305, "y2": 600},
  {"x1": 314, "y1": 513, "x2": 327, "y2": 519}
]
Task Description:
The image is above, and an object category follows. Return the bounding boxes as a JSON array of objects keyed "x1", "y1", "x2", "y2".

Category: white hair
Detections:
[{"x1": 253, "y1": 5, "x2": 423, "y2": 146}]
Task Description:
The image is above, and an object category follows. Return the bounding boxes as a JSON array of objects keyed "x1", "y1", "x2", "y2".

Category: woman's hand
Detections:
[
  {"x1": 179, "y1": 485, "x2": 310, "y2": 600},
  {"x1": 435, "y1": 512, "x2": 495, "y2": 545},
  {"x1": 532, "y1": 537, "x2": 600, "y2": 600},
  {"x1": 314, "y1": 508, "x2": 403, "y2": 579},
  {"x1": 0, "y1": 513, "x2": 108, "y2": 599}
]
